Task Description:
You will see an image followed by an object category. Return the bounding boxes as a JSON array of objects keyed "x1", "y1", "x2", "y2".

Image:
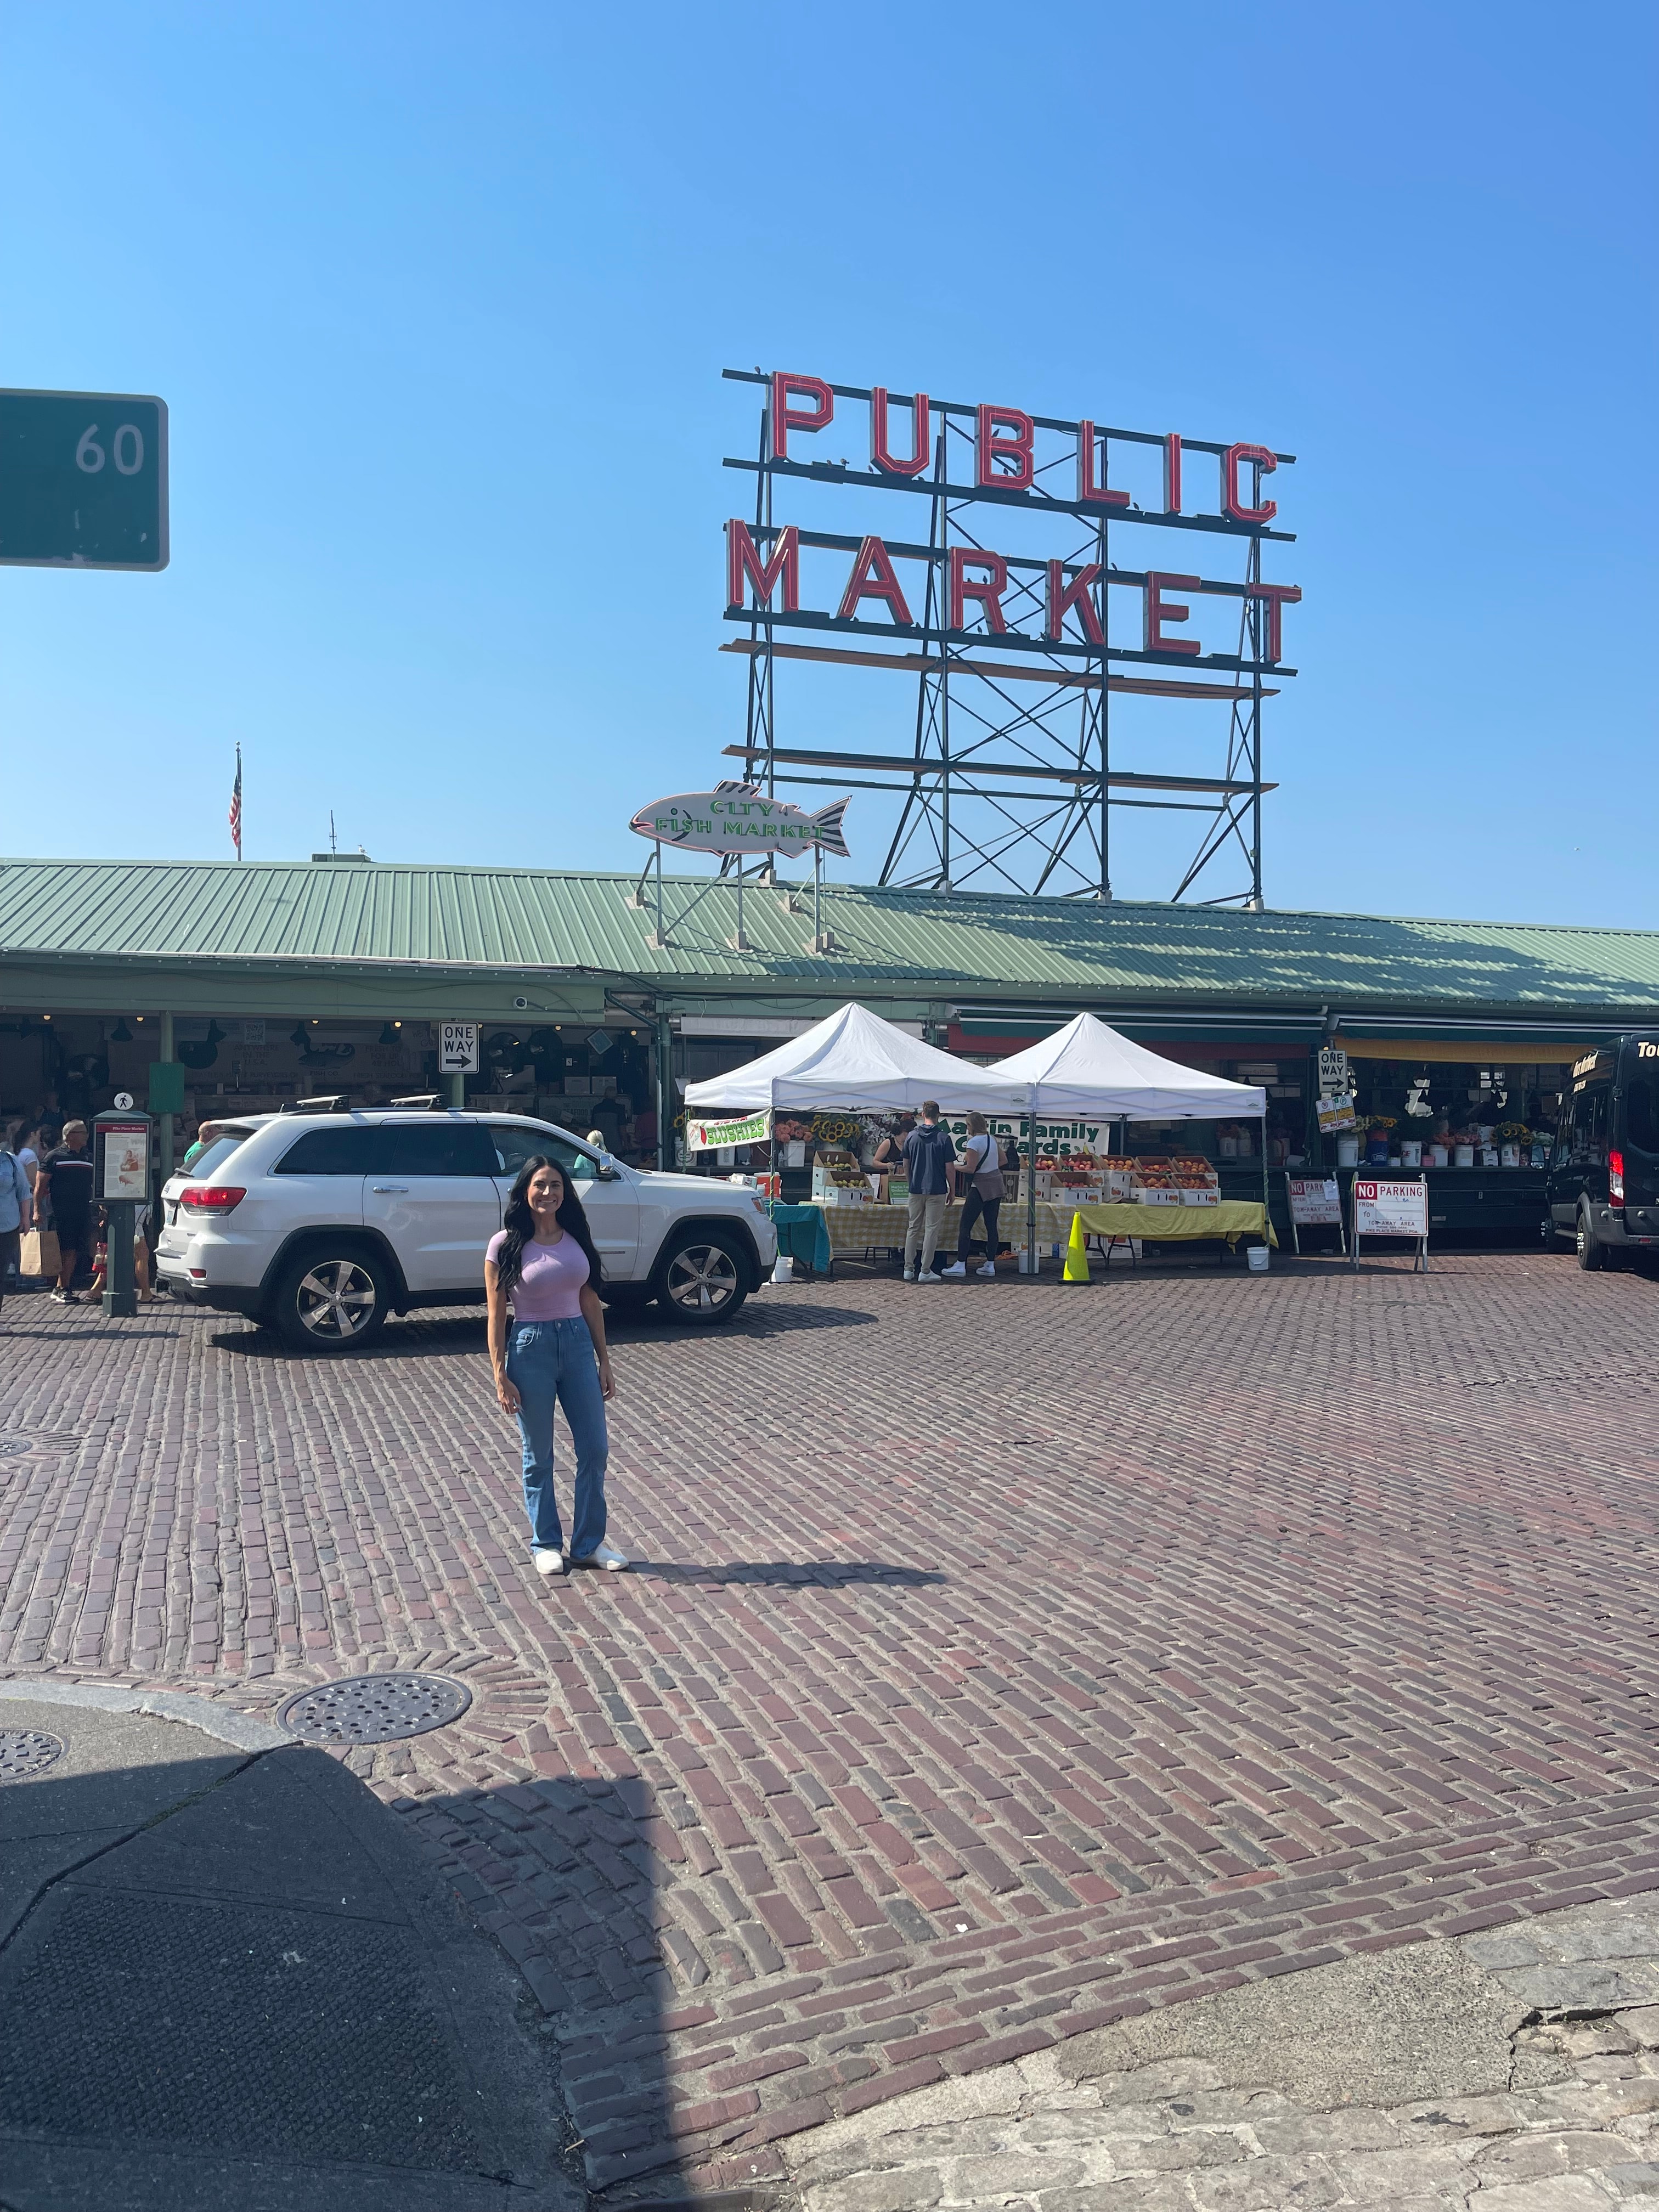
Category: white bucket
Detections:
[
  {"x1": 1247, "y1": 1245, "x2": 1270, "y2": 1273},
  {"x1": 1336, "y1": 1137, "x2": 1359, "y2": 1166},
  {"x1": 770, "y1": 1254, "x2": 795, "y2": 1285}
]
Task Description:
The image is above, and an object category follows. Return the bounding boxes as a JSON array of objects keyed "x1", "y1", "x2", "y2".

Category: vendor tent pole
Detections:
[
  {"x1": 1261, "y1": 1115, "x2": 1269, "y2": 1239},
  {"x1": 1025, "y1": 1095, "x2": 1037, "y2": 1274}
]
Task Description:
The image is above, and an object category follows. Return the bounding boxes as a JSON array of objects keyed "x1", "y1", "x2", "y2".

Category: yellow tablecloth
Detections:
[
  {"x1": 811, "y1": 1199, "x2": 1074, "y2": 1265},
  {"x1": 1066, "y1": 1201, "x2": 1277, "y2": 1255}
]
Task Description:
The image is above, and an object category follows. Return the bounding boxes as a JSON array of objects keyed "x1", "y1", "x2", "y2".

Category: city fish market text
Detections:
[{"x1": 630, "y1": 782, "x2": 850, "y2": 858}]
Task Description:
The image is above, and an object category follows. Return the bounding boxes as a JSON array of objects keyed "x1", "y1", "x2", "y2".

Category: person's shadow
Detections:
[{"x1": 626, "y1": 1559, "x2": 946, "y2": 1589}]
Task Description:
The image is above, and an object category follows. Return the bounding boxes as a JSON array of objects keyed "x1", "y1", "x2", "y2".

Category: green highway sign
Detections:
[{"x1": 0, "y1": 388, "x2": 168, "y2": 570}]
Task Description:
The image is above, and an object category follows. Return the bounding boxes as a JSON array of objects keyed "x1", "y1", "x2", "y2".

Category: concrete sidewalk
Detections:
[
  {"x1": 777, "y1": 1889, "x2": 1659, "y2": 2211},
  {"x1": 0, "y1": 1683, "x2": 580, "y2": 2212}
]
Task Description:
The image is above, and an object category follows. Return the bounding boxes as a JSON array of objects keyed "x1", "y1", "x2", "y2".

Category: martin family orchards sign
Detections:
[{"x1": 724, "y1": 372, "x2": 1301, "y2": 672}]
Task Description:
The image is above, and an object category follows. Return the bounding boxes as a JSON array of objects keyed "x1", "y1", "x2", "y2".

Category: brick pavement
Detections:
[{"x1": 2, "y1": 1252, "x2": 1659, "y2": 2195}]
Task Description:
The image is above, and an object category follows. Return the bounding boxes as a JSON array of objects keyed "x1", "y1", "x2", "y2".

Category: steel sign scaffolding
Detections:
[{"x1": 721, "y1": 369, "x2": 1297, "y2": 906}]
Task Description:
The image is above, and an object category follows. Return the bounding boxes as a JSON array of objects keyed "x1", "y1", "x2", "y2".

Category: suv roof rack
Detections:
[
  {"x1": 386, "y1": 1093, "x2": 445, "y2": 1110},
  {"x1": 278, "y1": 1094, "x2": 353, "y2": 1115}
]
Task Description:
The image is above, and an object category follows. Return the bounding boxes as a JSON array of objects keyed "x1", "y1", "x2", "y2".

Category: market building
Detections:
[{"x1": 3, "y1": 852, "x2": 1657, "y2": 1240}]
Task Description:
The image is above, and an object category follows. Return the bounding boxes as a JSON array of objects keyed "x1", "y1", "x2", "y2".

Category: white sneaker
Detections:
[
  {"x1": 573, "y1": 1539, "x2": 629, "y2": 1571},
  {"x1": 977, "y1": 1262, "x2": 997, "y2": 1277},
  {"x1": 918, "y1": 1269, "x2": 943, "y2": 1283},
  {"x1": 940, "y1": 1261, "x2": 968, "y2": 1278},
  {"x1": 532, "y1": 1547, "x2": 565, "y2": 1576},
  {"x1": 902, "y1": 1268, "x2": 916, "y2": 1283}
]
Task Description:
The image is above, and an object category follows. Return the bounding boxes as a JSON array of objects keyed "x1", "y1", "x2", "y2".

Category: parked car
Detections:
[
  {"x1": 156, "y1": 1105, "x2": 776, "y2": 1350},
  {"x1": 1544, "y1": 1036, "x2": 1659, "y2": 1269}
]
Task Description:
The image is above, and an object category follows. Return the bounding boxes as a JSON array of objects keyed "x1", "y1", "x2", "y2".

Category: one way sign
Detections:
[{"x1": 439, "y1": 1022, "x2": 478, "y2": 1073}]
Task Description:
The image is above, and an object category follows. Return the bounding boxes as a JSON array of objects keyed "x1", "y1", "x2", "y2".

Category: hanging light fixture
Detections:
[
  {"x1": 379, "y1": 1023, "x2": 399, "y2": 1046},
  {"x1": 111, "y1": 1018, "x2": 133, "y2": 1043}
]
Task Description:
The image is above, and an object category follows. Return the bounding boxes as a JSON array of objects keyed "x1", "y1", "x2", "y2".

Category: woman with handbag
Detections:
[{"x1": 942, "y1": 1112, "x2": 1005, "y2": 1280}]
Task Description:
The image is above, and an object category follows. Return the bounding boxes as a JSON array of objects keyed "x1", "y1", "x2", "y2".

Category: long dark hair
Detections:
[{"x1": 495, "y1": 1156, "x2": 603, "y2": 1296}]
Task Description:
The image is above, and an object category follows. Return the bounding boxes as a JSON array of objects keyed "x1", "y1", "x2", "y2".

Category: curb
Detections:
[{"x1": 0, "y1": 1677, "x2": 291, "y2": 1752}]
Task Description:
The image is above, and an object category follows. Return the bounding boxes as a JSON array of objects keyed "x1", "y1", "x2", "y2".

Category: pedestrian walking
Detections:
[
  {"x1": 942, "y1": 1111, "x2": 1005, "y2": 1279},
  {"x1": 484, "y1": 1154, "x2": 627, "y2": 1578},
  {"x1": 0, "y1": 1125, "x2": 32, "y2": 1329},
  {"x1": 902, "y1": 1100, "x2": 957, "y2": 1283},
  {"x1": 36, "y1": 1120, "x2": 94, "y2": 1305}
]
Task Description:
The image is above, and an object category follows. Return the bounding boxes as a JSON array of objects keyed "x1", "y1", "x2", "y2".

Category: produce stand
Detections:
[
  {"x1": 682, "y1": 1001, "x2": 1025, "y2": 1268},
  {"x1": 810, "y1": 1197, "x2": 1079, "y2": 1276},
  {"x1": 1066, "y1": 1201, "x2": 1277, "y2": 1272},
  {"x1": 987, "y1": 1014, "x2": 1271, "y2": 1274}
]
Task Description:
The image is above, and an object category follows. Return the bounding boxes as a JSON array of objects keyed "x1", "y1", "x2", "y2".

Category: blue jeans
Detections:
[{"x1": 505, "y1": 1318, "x2": 609, "y2": 1557}]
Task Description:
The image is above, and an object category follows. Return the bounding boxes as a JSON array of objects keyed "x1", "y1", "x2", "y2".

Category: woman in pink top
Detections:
[{"x1": 486, "y1": 1156, "x2": 625, "y2": 1577}]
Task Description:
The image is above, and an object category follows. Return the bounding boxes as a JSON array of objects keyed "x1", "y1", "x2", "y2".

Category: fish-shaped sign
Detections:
[{"x1": 630, "y1": 781, "x2": 850, "y2": 858}]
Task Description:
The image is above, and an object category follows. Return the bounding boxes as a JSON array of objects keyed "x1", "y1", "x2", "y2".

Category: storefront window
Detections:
[{"x1": 1335, "y1": 1060, "x2": 1570, "y2": 1165}]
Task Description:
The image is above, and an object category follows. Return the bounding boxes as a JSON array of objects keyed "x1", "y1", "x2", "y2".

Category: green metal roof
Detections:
[{"x1": 2, "y1": 856, "x2": 1658, "y2": 1019}]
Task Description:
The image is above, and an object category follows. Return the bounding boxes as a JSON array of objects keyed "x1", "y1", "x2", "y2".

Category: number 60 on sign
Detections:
[{"x1": 0, "y1": 389, "x2": 168, "y2": 571}]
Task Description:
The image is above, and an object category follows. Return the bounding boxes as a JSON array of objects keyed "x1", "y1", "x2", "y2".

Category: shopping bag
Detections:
[{"x1": 20, "y1": 1228, "x2": 60, "y2": 1279}]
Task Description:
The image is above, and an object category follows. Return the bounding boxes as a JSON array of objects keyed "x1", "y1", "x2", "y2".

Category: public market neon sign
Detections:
[{"x1": 724, "y1": 371, "x2": 1301, "y2": 674}]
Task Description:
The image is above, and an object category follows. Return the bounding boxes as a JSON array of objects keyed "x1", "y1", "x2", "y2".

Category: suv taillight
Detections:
[
  {"x1": 1610, "y1": 1149, "x2": 1626, "y2": 1205},
  {"x1": 180, "y1": 1184, "x2": 246, "y2": 1215}
]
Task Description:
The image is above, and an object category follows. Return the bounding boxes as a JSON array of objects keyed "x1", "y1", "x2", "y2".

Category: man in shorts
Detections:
[
  {"x1": 0, "y1": 1128, "x2": 32, "y2": 1328},
  {"x1": 37, "y1": 1119, "x2": 95, "y2": 1305}
]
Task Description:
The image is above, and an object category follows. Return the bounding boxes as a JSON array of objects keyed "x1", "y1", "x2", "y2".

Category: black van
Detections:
[{"x1": 1545, "y1": 1036, "x2": 1659, "y2": 1269}]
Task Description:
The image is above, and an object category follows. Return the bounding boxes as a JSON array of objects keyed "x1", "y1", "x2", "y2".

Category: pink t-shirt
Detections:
[{"x1": 487, "y1": 1230, "x2": 590, "y2": 1319}]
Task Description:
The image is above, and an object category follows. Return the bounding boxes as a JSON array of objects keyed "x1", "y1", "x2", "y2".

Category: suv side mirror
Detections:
[{"x1": 595, "y1": 1153, "x2": 620, "y2": 1180}]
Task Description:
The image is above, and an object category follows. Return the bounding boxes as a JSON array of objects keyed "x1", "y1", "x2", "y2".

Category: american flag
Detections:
[{"x1": 229, "y1": 745, "x2": 242, "y2": 857}]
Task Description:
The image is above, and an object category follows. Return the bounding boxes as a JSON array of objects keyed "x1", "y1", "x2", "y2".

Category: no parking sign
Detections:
[{"x1": 1352, "y1": 1177, "x2": 1429, "y2": 1271}]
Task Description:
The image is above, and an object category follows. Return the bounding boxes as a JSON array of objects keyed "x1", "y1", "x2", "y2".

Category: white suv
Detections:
[{"x1": 155, "y1": 1106, "x2": 777, "y2": 1353}]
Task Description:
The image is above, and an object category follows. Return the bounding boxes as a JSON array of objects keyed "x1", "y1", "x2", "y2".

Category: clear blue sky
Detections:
[{"x1": 2, "y1": 2, "x2": 1652, "y2": 926}]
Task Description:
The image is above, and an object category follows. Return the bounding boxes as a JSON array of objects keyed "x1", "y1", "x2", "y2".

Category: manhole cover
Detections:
[
  {"x1": 276, "y1": 1672, "x2": 472, "y2": 1745},
  {"x1": 0, "y1": 1728, "x2": 66, "y2": 1779},
  {"x1": 0, "y1": 1438, "x2": 35, "y2": 1459}
]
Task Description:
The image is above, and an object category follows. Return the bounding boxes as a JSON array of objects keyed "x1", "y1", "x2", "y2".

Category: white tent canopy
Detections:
[
  {"x1": 987, "y1": 1013, "x2": 1267, "y2": 1120},
  {"x1": 682, "y1": 1001, "x2": 1026, "y2": 1115}
]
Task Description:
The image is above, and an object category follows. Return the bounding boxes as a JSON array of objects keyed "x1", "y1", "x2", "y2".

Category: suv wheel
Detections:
[
  {"x1": 273, "y1": 1245, "x2": 391, "y2": 1352},
  {"x1": 653, "y1": 1228, "x2": 748, "y2": 1324},
  {"x1": 1577, "y1": 1210, "x2": 1606, "y2": 1272}
]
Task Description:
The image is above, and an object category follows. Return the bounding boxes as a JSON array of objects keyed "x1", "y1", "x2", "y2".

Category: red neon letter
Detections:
[
  {"x1": 1076, "y1": 423, "x2": 1128, "y2": 509},
  {"x1": 976, "y1": 404, "x2": 1034, "y2": 491},
  {"x1": 1164, "y1": 432, "x2": 1182, "y2": 514},
  {"x1": 725, "y1": 520, "x2": 800, "y2": 612},
  {"x1": 949, "y1": 548, "x2": 1009, "y2": 632},
  {"x1": 870, "y1": 388, "x2": 931, "y2": 477},
  {"x1": 1144, "y1": 573, "x2": 1202, "y2": 657},
  {"x1": 1244, "y1": 580, "x2": 1302, "y2": 661},
  {"x1": 770, "y1": 372, "x2": 833, "y2": 460},
  {"x1": 1222, "y1": 442, "x2": 1278, "y2": 523},
  {"x1": 837, "y1": 535, "x2": 913, "y2": 625},
  {"x1": 1046, "y1": 560, "x2": 1104, "y2": 644}
]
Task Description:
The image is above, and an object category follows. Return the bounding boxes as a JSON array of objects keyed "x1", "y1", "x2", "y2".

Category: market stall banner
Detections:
[
  {"x1": 1353, "y1": 1178, "x2": 1428, "y2": 1237},
  {"x1": 687, "y1": 1110, "x2": 769, "y2": 1153},
  {"x1": 1286, "y1": 1176, "x2": 1342, "y2": 1226},
  {"x1": 942, "y1": 1114, "x2": 1106, "y2": 1155}
]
